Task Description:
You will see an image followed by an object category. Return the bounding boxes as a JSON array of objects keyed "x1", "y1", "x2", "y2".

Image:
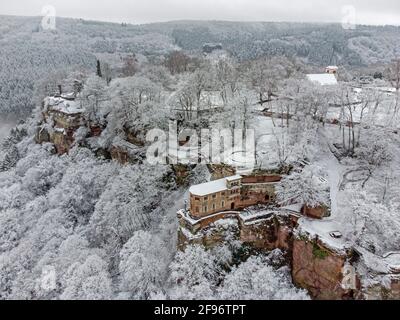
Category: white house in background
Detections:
[
  {"x1": 325, "y1": 66, "x2": 339, "y2": 75},
  {"x1": 306, "y1": 73, "x2": 338, "y2": 86}
]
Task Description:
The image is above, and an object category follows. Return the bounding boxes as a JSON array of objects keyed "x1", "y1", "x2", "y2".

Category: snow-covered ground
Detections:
[
  {"x1": 250, "y1": 114, "x2": 286, "y2": 169},
  {"x1": 297, "y1": 217, "x2": 350, "y2": 254}
]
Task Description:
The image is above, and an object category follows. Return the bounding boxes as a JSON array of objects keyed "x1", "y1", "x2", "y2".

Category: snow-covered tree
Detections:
[
  {"x1": 342, "y1": 189, "x2": 400, "y2": 255},
  {"x1": 219, "y1": 253, "x2": 309, "y2": 300},
  {"x1": 276, "y1": 164, "x2": 330, "y2": 208},
  {"x1": 168, "y1": 245, "x2": 222, "y2": 300},
  {"x1": 89, "y1": 164, "x2": 169, "y2": 254},
  {"x1": 60, "y1": 255, "x2": 112, "y2": 300},
  {"x1": 119, "y1": 231, "x2": 169, "y2": 299}
]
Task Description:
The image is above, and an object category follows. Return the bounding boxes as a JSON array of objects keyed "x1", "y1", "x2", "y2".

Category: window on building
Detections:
[
  {"x1": 221, "y1": 201, "x2": 225, "y2": 207},
  {"x1": 204, "y1": 196, "x2": 208, "y2": 201},
  {"x1": 195, "y1": 197, "x2": 200, "y2": 201},
  {"x1": 195, "y1": 207, "x2": 199, "y2": 213},
  {"x1": 203, "y1": 206, "x2": 207, "y2": 212},
  {"x1": 212, "y1": 204, "x2": 216, "y2": 210},
  {"x1": 212, "y1": 194, "x2": 216, "y2": 199}
]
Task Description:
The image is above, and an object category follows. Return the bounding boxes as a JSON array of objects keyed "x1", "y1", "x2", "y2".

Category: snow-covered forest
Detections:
[
  {"x1": 1, "y1": 15, "x2": 400, "y2": 118},
  {"x1": 1, "y1": 14, "x2": 400, "y2": 300}
]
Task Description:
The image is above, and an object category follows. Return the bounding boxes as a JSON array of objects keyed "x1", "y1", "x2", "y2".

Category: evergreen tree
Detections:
[{"x1": 96, "y1": 60, "x2": 102, "y2": 78}]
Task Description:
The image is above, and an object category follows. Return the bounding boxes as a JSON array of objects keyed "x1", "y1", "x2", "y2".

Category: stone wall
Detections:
[
  {"x1": 239, "y1": 183, "x2": 277, "y2": 209},
  {"x1": 178, "y1": 210, "x2": 296, "y2": 253}
]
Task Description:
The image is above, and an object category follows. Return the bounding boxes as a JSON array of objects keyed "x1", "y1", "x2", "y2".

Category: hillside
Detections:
[
  {"x1": 1, "y1": 16, "x2": 400, "y2": 118},
  {"x1": 0, "y1": 15, "x2": 400, "y2": 300}
]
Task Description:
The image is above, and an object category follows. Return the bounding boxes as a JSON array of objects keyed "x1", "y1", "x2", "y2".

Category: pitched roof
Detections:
[
  {"x1": 226, "y1": 175, "x2": 243, "y2": 182},
  {"x1": 189, "y1": 175, "x2": 243, "y2": 196},
  {"x1": 306, "y1": 73, "x2": 338, "y2": 86},
  {"x1": 189, "y1": 178, "x2": 228, "y2": 196}
]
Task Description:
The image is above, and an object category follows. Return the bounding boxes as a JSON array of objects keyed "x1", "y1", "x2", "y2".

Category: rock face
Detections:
[
  {"x1": 302, "y1": 205, "x2": 330, "y2": 219},
  {"x1": 391, "y1": 279, "x2": 400, "y2": 299},
  {"x1": 208, "y1": 164, "x2": 236, "y2": 180},
  {"x1": 173, "y1": 164, "x2": 196, "y2": 186},
  {"x1": 177, "y1": 204, "x2": 400, "y2": 300},
  {"x1": 36, "y1": 95, "x2": 150, "y2": 161},
  {"x1": 36, "y1": 126, "x2": 76, "y2": 155},
  {"x1": 177, "y1": 209, "x2": 297, "y2": 254},
  {"x1": 364, "y1": 277, "x2": 400, "y2": 300},
  {"x1": 109, "y1": 139, "x2": 144, "y2": 165},
  {"x1": 36, "y1": 95, "x2": 84, "y2": 155},
  {"x1": 291, "y1": 238, "x2": 358, "y2": 300},
  {"x1": 239, "y1": 214, "x2": 294, "y2": 251},
  {"x1": 178, "y1": 206, "x2": 365, "y2": 300}
]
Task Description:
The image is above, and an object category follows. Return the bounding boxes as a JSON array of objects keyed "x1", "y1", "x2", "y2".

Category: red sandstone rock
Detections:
[{"x1": 292, "y1": 239, "x2": 353, "y2": 300}]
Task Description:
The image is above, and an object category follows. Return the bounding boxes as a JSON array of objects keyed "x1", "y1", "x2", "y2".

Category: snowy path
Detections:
[
  {"x1": 321, "y1": 134, "x2": 344, "y2": 219},
  {"x1": 296, "y1": 132, "x2": 350, "y2": 252}
]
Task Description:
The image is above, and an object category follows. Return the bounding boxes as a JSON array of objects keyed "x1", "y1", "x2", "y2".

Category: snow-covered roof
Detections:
[
  {"x1": 189, "y1": 176, "x2": 240, "y2": 196},
  {"x1": 306, "y1": 74, "x2": 338, "y2": 86},
  {"x1": 226, "y1": 175, "x2": 242, "y2": 182},
  {"x1": 326, "y1": 66, "x2": 339, "y2": 70}
]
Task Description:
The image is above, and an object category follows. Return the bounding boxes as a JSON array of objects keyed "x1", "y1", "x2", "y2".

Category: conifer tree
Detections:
[{"x1": 96, "y1": 60, "x2": 102, "y2": 78}]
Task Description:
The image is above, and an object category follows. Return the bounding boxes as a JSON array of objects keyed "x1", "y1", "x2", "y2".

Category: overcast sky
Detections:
[{"x1": 1, "y1": 0, "x2": 400, "y2": 25}]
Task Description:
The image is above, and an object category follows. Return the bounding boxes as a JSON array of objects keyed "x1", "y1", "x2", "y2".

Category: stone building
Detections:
[
  {"x1": 178, "y1": 168, "x2": 400, "y2": 300},
  {"x1": 307, "y1": 66, "x2": 339, "y2": 86},
  {"x1": 188, "y1": 174, "x2": 281, "y2": 218},
  {"x1": 325, "y1": 65, "x2": 339, "y2": 75}
]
